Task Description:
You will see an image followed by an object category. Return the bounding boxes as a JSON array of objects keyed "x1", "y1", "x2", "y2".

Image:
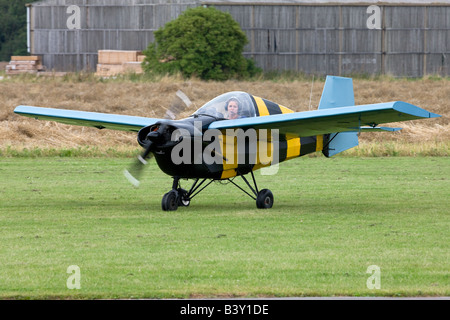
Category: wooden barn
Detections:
[{"x1": 26, "y1": 0, "x2": 449, "y2": 76}]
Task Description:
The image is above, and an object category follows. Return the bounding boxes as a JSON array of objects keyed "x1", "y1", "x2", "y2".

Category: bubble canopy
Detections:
[{"x1": 192, "y1": 91, "x2": 256, "y2": 120}]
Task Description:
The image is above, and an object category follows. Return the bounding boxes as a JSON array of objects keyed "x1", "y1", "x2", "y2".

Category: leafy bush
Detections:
[
  {"x1": 142, "y1": 6, "x2": 260, "y2": 80},
  {"x1": 0, "y1": 0, "x2": 38, "y2": 60}
]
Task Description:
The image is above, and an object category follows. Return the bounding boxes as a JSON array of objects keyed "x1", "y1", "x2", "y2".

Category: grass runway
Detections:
[{"x1": 0, "y1": 156, "x2": 448, "y2": 298}]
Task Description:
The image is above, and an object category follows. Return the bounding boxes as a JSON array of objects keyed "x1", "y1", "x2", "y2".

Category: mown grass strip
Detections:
[{"x1": 0, "y1": 157, "x2": 448, "y2": 298}]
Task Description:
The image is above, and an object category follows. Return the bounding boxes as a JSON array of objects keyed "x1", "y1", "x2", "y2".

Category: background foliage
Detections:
[
  {"x1": 143, "y1": 6, "x2": 261, "y2": 80},
  {"x1": 0, "y1": 0, "x2": 38, "y2": 61}
]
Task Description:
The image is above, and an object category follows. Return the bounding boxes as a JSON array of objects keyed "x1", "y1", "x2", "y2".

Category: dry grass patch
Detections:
[{"x1": 0, "y1": 75, "x2": 447, "y2": 154}]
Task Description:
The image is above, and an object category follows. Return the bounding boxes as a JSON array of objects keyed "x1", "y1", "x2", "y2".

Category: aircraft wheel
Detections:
[
  {"x1": 162, "y1": 190, "x2": 179, "y2": 211},
  {"x1": 177, "y1": 188, "x2": 190, "y2": 207},
  {"x1": 256, "y1": 189, "x2": 273, "y2": 209}
]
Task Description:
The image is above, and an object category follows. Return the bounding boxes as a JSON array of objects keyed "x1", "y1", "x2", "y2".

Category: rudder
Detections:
[{"x1": 319, "y1": 76, "x2": 359, "y2": 157}]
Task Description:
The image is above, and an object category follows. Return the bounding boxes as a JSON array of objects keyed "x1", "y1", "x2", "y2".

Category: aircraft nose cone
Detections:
[{"x1": 147, "y1": 131, "x2": 161, "y2": 141}]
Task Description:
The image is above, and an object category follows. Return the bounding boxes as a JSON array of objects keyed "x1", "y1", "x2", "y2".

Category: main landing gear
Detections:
[{"x1": 161, "y1": 171, "x2": 273, "y2": 211}]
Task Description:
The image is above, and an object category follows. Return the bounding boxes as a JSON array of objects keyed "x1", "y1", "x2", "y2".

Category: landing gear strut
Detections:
[
  {"x1": 227, "y1": 170, "x2": 274, "y2": 209},
  {"x1": 161, "y1": 176, "x2": 213, "y2": 211},
  {"x1": 161, "y1": 171, "x2": 273, "y2": 211}
]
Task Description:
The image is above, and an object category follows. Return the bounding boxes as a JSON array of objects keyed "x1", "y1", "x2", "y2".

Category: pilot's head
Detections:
[{"x1": 225, "y1": 97, "x2": 240, "y2": 120}]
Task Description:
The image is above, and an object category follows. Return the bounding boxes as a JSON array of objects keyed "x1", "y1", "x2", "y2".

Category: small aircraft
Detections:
[{"x1": 14, "y1": 76, "x2": 440, "y2": 211}]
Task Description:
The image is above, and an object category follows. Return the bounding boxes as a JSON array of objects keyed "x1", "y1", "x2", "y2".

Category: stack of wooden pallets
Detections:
[
  {"x1": 95, "y1": 50, "x2": 145, "y2": 77},
  {"x1": 5, "y1": 56, "x2": 45, "y2": 75}
]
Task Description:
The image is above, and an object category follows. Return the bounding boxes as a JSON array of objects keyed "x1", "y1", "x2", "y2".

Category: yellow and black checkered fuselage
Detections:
[{"x1": 218, "y1": 95, "x2": 324, "y2": 179}]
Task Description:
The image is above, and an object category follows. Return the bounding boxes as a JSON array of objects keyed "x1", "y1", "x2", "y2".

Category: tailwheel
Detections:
[
  {"x1": 256, "y1": 189, "x2": 274, "y2": 209},
  {"x1": 161, "y1": 190, "x2": 178, "y2": 211}
]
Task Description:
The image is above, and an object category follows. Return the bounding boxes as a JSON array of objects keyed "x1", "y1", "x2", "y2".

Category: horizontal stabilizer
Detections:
[{"x1": 355, "y1": 126, "x2": 402, "y2": 132}]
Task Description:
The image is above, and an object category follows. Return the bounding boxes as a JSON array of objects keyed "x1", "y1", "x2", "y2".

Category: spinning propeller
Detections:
[{"x1": 123, "y1": 90, "x2": 192, "y2": 187}]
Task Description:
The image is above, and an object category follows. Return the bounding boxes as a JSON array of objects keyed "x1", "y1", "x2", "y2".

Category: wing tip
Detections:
[
  {"x1": 428, "y1": 112, "x2": 442, "y2": 119},
  {"x1": 392, "y1": 101, "x2": 441, "y2": 119},
  {"x1": 14, "y1": 105, "x2": 30, "y2": 114}
]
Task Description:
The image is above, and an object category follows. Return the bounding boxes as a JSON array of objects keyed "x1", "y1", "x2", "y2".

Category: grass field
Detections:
[{"x1": 0, "y1": 156, "x2": 448, "y2": 298}]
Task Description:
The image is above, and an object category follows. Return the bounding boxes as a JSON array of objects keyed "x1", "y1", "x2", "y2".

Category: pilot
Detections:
[{"x1": 225, "y1": 97, "x2": 241, "y2": 120}]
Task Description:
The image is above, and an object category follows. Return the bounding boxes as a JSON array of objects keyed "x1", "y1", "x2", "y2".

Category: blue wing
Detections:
[
  {"x1": 14, "y1": 105, "x2": 161, "y2": 132},
  {"x1": 208, "y1": 101, "x2": 440, "y2": 137}
]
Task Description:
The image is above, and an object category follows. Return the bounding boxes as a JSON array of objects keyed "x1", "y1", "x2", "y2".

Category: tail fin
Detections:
[{"x1": 319, "y1": 76, "x2": 359, "y2": 157}]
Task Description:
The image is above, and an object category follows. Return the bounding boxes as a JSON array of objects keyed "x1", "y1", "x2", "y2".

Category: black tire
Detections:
[
  {"x1": 177, "y1": 188, "x2": 190, "y2": 207},
  {"x1": 161, "y1": 190, "x2": 179, "y2": 211},
  {"x1": 256, "y1": 189, "x2": 273, "y2": 209}
]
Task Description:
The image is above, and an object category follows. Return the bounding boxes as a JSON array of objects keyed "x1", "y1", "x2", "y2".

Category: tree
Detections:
[
  {"x1": 142, "y1": 6, "x2": 260, "y2": 80},
  {"x1": 0, "y1": 0, "x2": 38, "y2": 61}
]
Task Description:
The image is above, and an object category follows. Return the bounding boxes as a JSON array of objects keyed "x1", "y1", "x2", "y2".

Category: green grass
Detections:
[
  {"x1": 0, "y1": 146, "x2": 139, "y2": 158},
  {"x1": 1, "y1": 140, "x2": 448, "y2": 158},
  {"x1": 0, "y1": 157, "x2": 448, "y2": 298}
]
